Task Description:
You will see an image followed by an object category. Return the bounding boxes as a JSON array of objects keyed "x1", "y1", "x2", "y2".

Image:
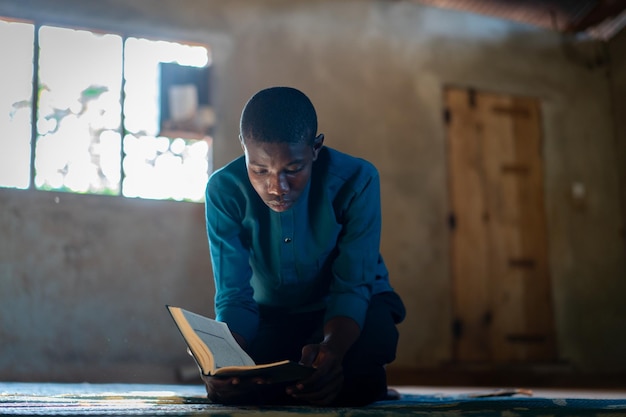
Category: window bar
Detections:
[
  {"x1": 28, "y1": 22, "x2": 41, "y2": 190},
  {"x1": 118, "y1": 35, "x2": 128, "y2": 197}
]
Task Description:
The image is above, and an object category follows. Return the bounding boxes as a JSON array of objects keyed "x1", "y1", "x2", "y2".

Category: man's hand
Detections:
[
  {"x1": 203, "y1": 373, "x2": 297, "y2": 405},
  {"x1": 286, "y1": 316, "x2": 361, "y2": 405},
  {"x1": 200, "y1": 330, "x2": 270, "y2": 404},
  {"x1": 201, "y1": 374, "x2": 266, "y2": 404},
  {"x1": 286, "y1": 342, "x2": 344, "y2": 405}
]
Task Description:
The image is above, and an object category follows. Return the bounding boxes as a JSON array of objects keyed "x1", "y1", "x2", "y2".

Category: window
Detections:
[
  {"x1": 0, "y1": 18, "x2": 213, "y2": 202},
  {"x1": 0, "y1": 19, "x2": 33, "y2": 190}
]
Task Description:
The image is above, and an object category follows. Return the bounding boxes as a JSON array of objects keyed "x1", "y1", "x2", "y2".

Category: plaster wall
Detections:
[
  {"x1": 0, "y1": 189, "x2": 213, "y2": 381},
  {"x1": 608, "y1": 28, "x2": 626, "y2": 256},
  {"x1": 0, "y1": 0, "x2": 624, "y2": 382}
]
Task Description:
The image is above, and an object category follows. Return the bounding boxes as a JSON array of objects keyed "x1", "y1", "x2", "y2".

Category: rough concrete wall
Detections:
[
  {"x1": 0, "y1": 0, "x2": 625, "y2": 381},
  {"x1": 0, "y1": 189, "x2": 213, "y2": 382},
  {"x1": 608, "y1": 27, "x2": 626, "y2": 265}
]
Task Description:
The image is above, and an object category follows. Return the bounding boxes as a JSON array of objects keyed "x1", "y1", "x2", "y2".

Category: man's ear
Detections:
[
  {"x1": 312, "y1": 133, "x2": 324, "y2": 161},
  {"x1": 239, "y1": 134, "x2": 245, "y2": 152}
]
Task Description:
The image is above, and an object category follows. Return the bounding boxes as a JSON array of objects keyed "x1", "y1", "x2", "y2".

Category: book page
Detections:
[
  {"x1": 168, "y1": 306, "x2": 313, "y2": 382},
  {"x1": 180, "y1": 309, "x2": 256, "y2": 369}
]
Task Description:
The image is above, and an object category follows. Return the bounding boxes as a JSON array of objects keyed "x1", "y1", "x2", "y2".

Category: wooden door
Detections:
[{"x1": 446, "y1": 87, "x2": 557, "y2": 364}]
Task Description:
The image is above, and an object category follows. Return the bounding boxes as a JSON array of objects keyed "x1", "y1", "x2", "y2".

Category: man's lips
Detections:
[{"x1": 268, "y1": 199, "x2": 292, "y2": 209}]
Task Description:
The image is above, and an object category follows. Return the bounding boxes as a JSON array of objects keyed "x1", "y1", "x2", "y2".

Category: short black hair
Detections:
[{"x1": 240, "y1": 86, "x2": 317, "y2": 145}]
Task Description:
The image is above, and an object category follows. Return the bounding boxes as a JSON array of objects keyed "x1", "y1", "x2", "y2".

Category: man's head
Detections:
[{"x1": 239, "y1": 87, "x2": 324, "y2": 212}]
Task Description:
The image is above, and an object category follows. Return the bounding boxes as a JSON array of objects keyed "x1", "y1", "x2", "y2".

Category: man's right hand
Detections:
[
  {"x1": 201, "y1": 374, "x2": 284, "y2": 405},
  {"x1": 202, "y1": 374, "x2": 257, "y2": 404}
]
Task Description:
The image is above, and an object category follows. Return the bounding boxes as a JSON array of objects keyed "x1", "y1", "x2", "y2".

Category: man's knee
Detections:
[{"x1": 344, "y1": 292, "x2": 404, "y2": 368}]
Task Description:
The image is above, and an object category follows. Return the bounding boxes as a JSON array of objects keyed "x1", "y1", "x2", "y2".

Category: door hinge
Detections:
[
  {"x1": 452, "y1": 318, "x2": 463, "y2": 339},
  {"x1": 448, "y1": 212, "x2": 457, "y2": 231},
  {"x1": 468, "y1": 89, "x2": 477, "y2": 108},
  {"x1": 443, "y1": 108, "x2": 451, "y2": 124}
]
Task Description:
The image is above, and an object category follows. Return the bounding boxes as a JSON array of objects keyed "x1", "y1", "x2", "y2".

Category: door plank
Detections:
[
  {"x1": 446, "y1": 87, "x2": 556, "y2": 364},
  {"x1": 446, "y1": 88, "x2": 491, "y2": 362}
]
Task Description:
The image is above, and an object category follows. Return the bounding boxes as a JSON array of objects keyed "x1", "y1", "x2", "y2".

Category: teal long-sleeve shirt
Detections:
[{"x1": 205, "y1": 146, "x2": 394, "y2": 344}]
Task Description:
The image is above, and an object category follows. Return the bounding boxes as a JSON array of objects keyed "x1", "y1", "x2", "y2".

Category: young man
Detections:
[{"x1": 204, "y1": 86, "x2": 405, "y2": 406}]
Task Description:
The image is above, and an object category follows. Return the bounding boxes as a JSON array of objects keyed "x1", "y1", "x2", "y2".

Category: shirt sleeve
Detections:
[
  {"x1": 205, "y1": 178, "x2": 259, "y2": 343},
  {"x1": 324, "y1": 164, "x2": 383, "y2": 329}
]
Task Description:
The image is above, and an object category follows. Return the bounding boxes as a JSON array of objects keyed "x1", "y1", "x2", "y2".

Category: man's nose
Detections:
[{"x1": 267, "y1": 173, "x2": 289, "y2": 195}]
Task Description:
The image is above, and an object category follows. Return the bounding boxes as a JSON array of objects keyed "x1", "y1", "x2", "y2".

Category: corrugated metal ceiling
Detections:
[{"x1": 412, "y1": 0, "x2": 626, "y2": 40}]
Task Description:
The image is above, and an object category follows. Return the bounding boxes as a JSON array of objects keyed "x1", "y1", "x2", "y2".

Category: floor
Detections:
[
  {"x1": 386, "y1": 367, "x2": 626, "y2": 390},
  {"x1": 1, "y1": 382, "x2": 625, "y2": 416}
]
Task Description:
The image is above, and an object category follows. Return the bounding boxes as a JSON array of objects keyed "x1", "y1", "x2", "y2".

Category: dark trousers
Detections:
[{"x1": 246, "y1": 291, "x2": 406, "y2": 406}]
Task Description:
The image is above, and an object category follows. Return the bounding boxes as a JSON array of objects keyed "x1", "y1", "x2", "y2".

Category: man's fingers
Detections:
[
  {"x1": 299, "y1": 344, "x2": 319, "y2": 367},
  {"x1": 290, "y1": 374, "x2": 343, "y2": 405}
]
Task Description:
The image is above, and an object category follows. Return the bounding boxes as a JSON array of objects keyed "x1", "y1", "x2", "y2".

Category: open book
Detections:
[{"x1": 166, "y1": 305, "x2": 314, "y2": 383}]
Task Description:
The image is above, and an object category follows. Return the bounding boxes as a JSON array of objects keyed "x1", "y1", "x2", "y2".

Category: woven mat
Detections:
[{"x1": 1, "y1": 383, "x2": 625, "y2": 416}]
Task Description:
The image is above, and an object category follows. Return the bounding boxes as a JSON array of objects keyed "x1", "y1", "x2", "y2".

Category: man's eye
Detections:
[
  {"x1": 252, "y1": 169, "x2": 267, "y2": 175},
  {"x1": 285, "y1": 167, "x2": 303, "y2": 174}
]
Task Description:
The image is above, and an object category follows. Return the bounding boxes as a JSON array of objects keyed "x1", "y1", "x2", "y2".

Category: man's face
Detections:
[{"x1": 241, "y1": 134, "x2": 324, "y2": 213}]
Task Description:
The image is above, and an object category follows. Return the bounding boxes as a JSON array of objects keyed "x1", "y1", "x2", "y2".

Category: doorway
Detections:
[{"x1": 445, "y1": 87, "x2": 557, "y2": 364}]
